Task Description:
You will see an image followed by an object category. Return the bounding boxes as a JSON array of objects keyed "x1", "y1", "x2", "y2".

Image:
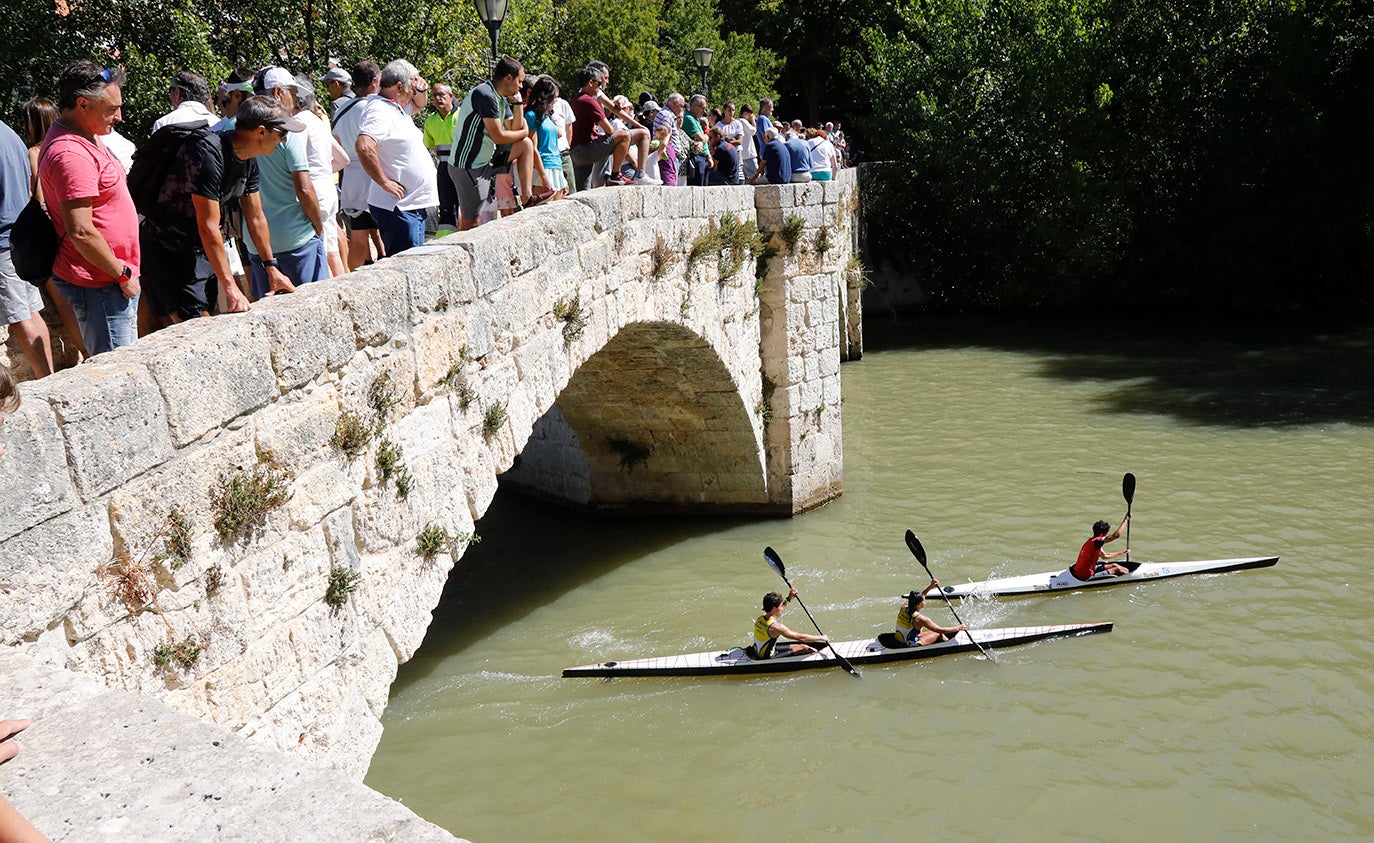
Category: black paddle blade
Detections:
[
  {"x1": 1123, "y1": 472, "x2": 1136, "y2": 504},
  {"x1": 904, "y1": 530, "x2": 927, "y2": 566},
  {"x1": 763, "y1": 546, "x2": 786, "y2": 579}
]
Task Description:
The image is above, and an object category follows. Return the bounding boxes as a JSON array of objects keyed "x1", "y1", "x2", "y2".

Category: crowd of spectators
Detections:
[{"x1": 2, "y1": 54, "x2": 850, "y2": 375}]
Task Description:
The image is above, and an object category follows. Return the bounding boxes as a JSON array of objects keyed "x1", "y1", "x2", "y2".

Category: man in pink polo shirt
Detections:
[{"x1": 38, "y1": 60, "x2": 140, "y2": 355}]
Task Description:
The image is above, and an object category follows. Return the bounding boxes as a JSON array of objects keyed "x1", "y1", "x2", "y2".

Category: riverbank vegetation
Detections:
[{"x1": 848, "y1": 0, "x2": 1373, "y2": 310}]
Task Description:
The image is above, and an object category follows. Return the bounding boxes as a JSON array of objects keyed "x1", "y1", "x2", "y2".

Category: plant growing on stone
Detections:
[
  {"x1": 845, "y1": 255, "x2": 871, "y2": 290},
  {"x1": 368, "y1": 371, "x2": 399, "y2": 420},
  {"x1": 552, "y1": 296, "x2": 587, "y2": 343},
  {"x1": 152, "y1": 635, "x2": 202, "y2": 671},
  {"x1": 483, "y1": 402, "x2": 507, "y2": 438},
  {"x1": 814, "y1": 225, "x2": 832, "y2": 257},
  {"x1": 754, "y1": 240, "x2": 779, "y2": 284},
  {"x1": 687, "y1": 221, "x2": 719, "y2": 268},
  {"x1": 374, "y1": 436, "x2": 412, "y2": 500},
  {"x1": 755, "y1": 401, "x2": 774, "y2": 424},
  {"x1": 780, "y1": 215, "x2": 806, "y2": 255},
  {"x1": 204, "y1": 563, "x2": 224, "y2": 597},
  {"x1": 415, "y1": 523, "x2": 450, "y2": 563},
  {"x1": 607, "y1": 437, "x2": 652, "y2": 472},
  {"x1": 210, "y1": 452, "x2": 292, "y2": 543},
  {"x1": 331, "y1": 409, "x2": 376, "y2": 461},
  {"x1": 324, "y1": 565, "x2": 361, "y2": 613},
  {"x1": 650, "y1": 233, "x2": 678, "y2": 279},
  {"x1": 153, "y1": 506, "x2": 193, "y2": 571}
]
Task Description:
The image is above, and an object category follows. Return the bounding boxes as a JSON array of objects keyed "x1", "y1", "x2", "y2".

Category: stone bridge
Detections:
[{"x1": 0, "y1": 171, "x2": 861, "y2": 828}]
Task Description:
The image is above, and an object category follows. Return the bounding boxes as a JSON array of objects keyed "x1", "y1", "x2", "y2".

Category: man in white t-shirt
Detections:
[
  {"x1": 150, "y1": 71, "x2": 215, "y2": 134},
  {"x1": 293, "y1": 73, "x2": 345, "y2": 277},
  {"x1": 355, "y1": 59, "x2": 438, "y2": 255},
  {"x1": 333, "y1": 60, "x2": 382, "y2": 269}
]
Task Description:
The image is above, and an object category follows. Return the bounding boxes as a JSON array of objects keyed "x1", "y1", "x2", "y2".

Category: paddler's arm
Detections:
[
  {"x1": 769, "y1": 621, "x2": 827, "y2": 646},
  {"x1": 921, "y1": 578, "x2": 940, "y2": 596},
  {"x1": 916, "y1": 614, "x2": 966, "y2": 637},
  {"x1": 1104, "y1": 513, "x2": 1130, "y2": 542},
  {"x1": 1101, "y1": 547, "x2": 1131, "y2": 560}
]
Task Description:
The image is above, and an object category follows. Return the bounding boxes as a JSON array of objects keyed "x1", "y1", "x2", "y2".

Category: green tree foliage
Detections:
[{"x1": 849, "y1": 0, "x2": 1374, "y2": 309}]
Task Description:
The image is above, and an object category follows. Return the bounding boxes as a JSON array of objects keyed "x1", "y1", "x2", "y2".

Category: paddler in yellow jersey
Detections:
[
  {"x1": 894, "y1": 580, "x2": 966, "y2": 647},
  {"x1": 749, "y1": 588, "x2": 828, "y2": 658}
]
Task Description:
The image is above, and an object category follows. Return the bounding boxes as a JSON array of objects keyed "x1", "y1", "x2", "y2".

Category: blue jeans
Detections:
[
  {"x1": 370, "y1": 205, "x2": 426, "y2": 256},
  {"x1": 248, "y1": 236, "x2": 328, "y2": 299},
  {"x1": 52, "y1": 276, "x2": 138, "y2": 356}
]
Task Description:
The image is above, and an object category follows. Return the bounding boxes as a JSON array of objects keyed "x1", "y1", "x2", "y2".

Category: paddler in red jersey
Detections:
[{"x1": 1070, "y1": 514, "x2": 1131, "y2": 580}]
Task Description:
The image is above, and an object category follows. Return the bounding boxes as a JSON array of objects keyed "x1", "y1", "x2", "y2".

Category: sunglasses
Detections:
[{"x1": 98, "y1": 68, "x2": 116, "y2": 83}]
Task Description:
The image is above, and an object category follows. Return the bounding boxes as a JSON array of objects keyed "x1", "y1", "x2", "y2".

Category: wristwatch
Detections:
[
  {"x1": 262, "y1": 258, "x2": 280, "y2": 268},
  {"x1": 119, "y1": 265, "x2": 133, "y2": 280}
]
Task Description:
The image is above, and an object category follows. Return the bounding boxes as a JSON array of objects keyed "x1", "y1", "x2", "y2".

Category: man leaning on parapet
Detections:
[{"x1": 137, "y1": 96, "x2": 302, "y2": 328}]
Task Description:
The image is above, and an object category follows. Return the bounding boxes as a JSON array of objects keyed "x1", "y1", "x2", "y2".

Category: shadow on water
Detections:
[
  {"x1": 865, "y1": 313, "x2": 1374, "y2": 428},
  {"x1": 390, "y1": 486, "x2": 761, "y2": 693}
]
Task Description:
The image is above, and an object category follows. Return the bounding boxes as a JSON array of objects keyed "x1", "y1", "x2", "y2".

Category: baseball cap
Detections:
[
  {"x1": 323, "y1": 67, "x2": 351, "y2": 84},
  {"x1": 254, "y1": 66, "x2": 309, "y2": 96},
  {"x1": 235, "y1": 94, "x2": 307, "y2": 133}
]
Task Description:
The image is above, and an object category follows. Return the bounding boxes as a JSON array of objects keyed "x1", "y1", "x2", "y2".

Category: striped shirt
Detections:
[{"x1": 448, "y1": 81, "x2": 510, "y2": 170}]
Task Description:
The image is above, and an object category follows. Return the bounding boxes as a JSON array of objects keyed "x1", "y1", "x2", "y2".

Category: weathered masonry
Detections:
[{"x1": 0, "y1": 174, "x2": 860, "y2": 833}]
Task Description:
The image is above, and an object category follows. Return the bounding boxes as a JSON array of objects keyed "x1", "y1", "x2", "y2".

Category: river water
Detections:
[{"x1": 366, "y1": 316, "x2": 1374, "y2": 841}]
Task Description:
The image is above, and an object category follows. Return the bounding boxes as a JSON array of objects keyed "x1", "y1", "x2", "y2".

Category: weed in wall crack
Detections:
[
  {"x1": 369, "y1": 371, "x2": 399, "y2": 421},
  {"x1": 152, "y1": 635, "x2": 202, "y2": 671},
  {"x1": 324, "y1": 566, "x2": 361, "y2": 614},
  {"x1": 553, "y1": 296, "x2": 587, "y2": 343},
  {"x1": 650, "y1": 233, "x2": 678, "y2": 279},
  {"x1": 331, "y1": 409, "x2": 376, "y2": 461},
  {"x1": 483, "y1": 402, "x2": 507, "y2": 439},
  {"x1": 779, "y1": 215, "x2": 805, "y2": 255},
  {"x1": 210, "y1": 452, "x2": 292, "y2": 543},
  {"x1": 814, "y1": 224, "x2": 832, "y2": 257}
]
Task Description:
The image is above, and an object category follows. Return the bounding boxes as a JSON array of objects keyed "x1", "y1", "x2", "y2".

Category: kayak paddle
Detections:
[
  {"x1": 761, "y1": 546, "x2": 860, "y2": 678},
  {"x1": 903, "y1": 530, "x2": 994, "y2": 662},
  {"x1": 1121, "y1": 472, "x2": 1139, "y2": 572}
]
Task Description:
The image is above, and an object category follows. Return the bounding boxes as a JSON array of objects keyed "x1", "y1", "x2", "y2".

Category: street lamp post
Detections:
[
  {"x1": 473, "y1": 0, "x2": 510, "y2": 65},
  {"x1": 693, "y1": 47, "x2": 714, "y2": 97}
]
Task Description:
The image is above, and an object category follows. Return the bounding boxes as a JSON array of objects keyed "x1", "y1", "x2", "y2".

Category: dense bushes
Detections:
[{"x1": 849, "y1": 0, "x2": 1374, "y2": 310}]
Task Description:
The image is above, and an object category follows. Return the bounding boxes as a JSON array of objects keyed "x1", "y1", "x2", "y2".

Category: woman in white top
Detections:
[
  {"x1": 805, "y1": 128, "x2": 838, "y2": 181},
  {"x1": 293, "y1": 74, "x2": 348, "y2": 276}
]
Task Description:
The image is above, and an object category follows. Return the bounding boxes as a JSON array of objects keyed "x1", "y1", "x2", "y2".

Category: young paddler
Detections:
[
  {"x1": 1070, "y1": 514, "x2": 1132, "y2": 581},
  {"x1": 749, "y1": 587, "x2": 828, "y2": 658},
  {"x1": 895, "y1": 580, "x2": 966, "y2": 647}
]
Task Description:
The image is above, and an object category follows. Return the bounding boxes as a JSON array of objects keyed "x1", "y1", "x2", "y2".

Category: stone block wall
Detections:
[{"x1": 1, "y1": 172, "x2": 859, "y2": 804}]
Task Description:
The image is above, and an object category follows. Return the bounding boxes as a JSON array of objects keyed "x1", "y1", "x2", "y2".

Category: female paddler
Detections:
[{"x1": 749, "y1": 588, "x2": 828, "y2": 658}]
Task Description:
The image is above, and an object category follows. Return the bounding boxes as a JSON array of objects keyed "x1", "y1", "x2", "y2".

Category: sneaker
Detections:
[
  {"x1": 605, "y1": 173, "x2": 633, "y2": 186},
  {"x1": 633, "y1": 173, "x2": 662, "y2": 185}
]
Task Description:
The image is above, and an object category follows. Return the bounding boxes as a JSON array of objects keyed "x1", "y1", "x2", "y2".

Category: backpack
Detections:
[
  {"x1": 10, "y1": 196, "x2": 60, "y2": 286},
  {"x1": 11, "y1": 144, "x2": 61, "y2": 286},
  {"x1": 126, "y1": 122, "x2": 213, "y2": 217}
]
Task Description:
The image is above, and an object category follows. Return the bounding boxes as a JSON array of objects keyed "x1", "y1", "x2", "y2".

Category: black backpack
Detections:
[
  {"x1": 11, "y1": 145, "x2": 61, "y2": 286},
  {"x1": 127, "y1": 121, "x2": 213, "y2": 217}
]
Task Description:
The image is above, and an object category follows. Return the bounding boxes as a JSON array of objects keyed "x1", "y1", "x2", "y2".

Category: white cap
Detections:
[{"x1": 255, "y1": 66, "x2": 308, "y2": 96}]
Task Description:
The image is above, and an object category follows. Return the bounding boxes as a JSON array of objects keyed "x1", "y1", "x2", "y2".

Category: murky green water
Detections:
[{"x1": 366, "y1": 316, "x2": 1374, "y2": 841}]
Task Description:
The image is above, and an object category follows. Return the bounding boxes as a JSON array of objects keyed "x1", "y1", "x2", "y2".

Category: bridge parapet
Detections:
[{"x1": 0, "y1": 172, "x2": 859, "y2": 787}]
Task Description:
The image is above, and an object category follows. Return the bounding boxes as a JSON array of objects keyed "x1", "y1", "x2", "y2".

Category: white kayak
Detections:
[
  {"x1": 562, "y1": 622, "x2": 1113, "y2": 677},
  {"x1": 929, "y1": 556, "x2": 1279, "y2": 600}
]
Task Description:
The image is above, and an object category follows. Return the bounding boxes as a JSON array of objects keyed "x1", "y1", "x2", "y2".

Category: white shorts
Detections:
[
  {"x1": 316, "y1": 184, "x2": 340, "y2": 254},
  {"x1": 0, "y1": 248, "x2": 44, "y2": 325}
]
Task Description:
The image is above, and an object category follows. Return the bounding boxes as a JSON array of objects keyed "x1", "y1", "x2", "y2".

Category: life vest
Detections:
[
  {"x1": 752, "y1": 613, "x2": 780, "y2": 658},
  {"x1": 895, "y1": 604, "x2": 922, "y2": 645}
]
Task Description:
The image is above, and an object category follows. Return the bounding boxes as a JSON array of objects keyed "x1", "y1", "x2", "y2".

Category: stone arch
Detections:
[{"x1": 503, "y1": 321, "x2": 769, "y2": 512}]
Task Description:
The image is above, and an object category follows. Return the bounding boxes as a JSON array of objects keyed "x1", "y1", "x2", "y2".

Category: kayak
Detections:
[
  {"x1": 929, "y1": 556, "x2": 1279, "y2": 600},
  {"x1": 562, "y1": 622, "x2": 1113, "y2": 677}
]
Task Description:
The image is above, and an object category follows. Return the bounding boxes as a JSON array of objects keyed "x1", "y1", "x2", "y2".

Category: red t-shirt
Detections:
[
  {"x1": 38, "y1": 125, "x2": 140, "y2": 287},
  {"x1": 1071, "y1": 535, "x2": 1106, "y2": 580},
  {"x1": 570, "y1": 92, "x2": 606, "y2": 148}
]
